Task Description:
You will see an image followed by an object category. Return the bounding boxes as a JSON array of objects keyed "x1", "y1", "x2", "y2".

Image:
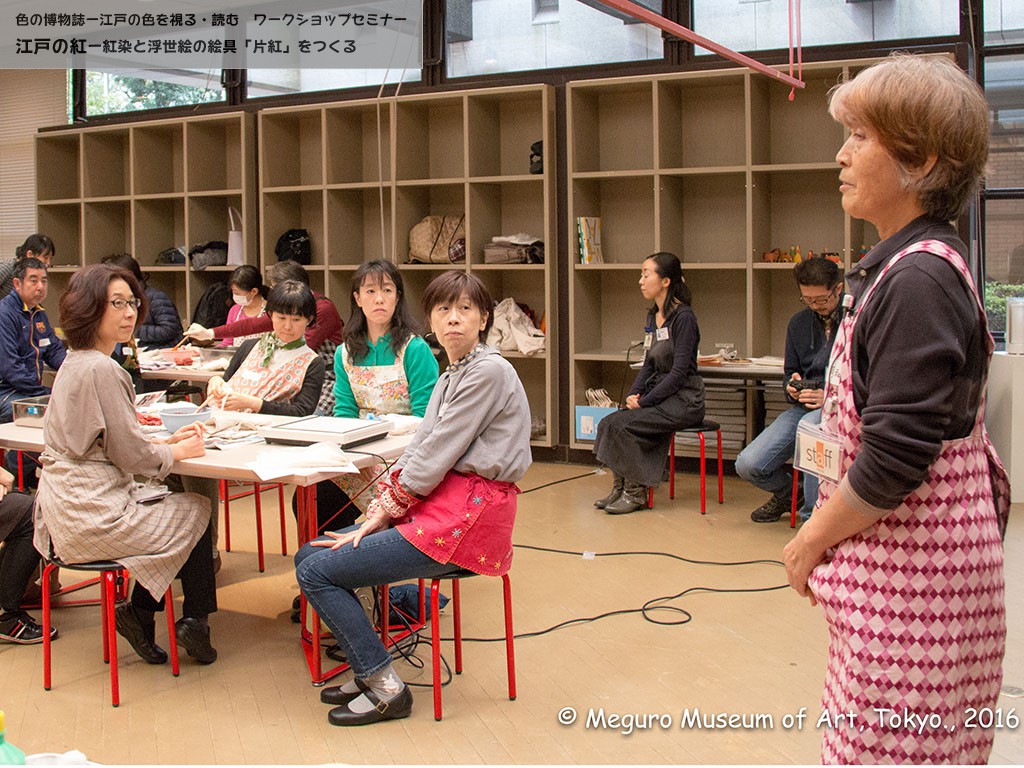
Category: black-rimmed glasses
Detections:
[{"x1": 109, "y1": 298, "x2": 142, "y2": 311}]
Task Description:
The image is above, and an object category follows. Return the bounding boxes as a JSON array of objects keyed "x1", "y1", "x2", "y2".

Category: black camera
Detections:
[{"x1": 790, "y1": 377, "x2": 823, "y2": 391}]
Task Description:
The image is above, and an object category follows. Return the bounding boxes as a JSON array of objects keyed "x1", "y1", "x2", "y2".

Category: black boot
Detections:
[
  {"x1": 605, "y1": 481, "x2": 648, "y2": 515},
  {"x1": 594, "y1": 473, "x2": 625, "y2": 509},
  {"x1": 115, "y1": 603, "x2": 168, "y2": 664}
]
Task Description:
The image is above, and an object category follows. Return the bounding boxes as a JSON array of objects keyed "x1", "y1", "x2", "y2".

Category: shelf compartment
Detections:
[
  {"x1": 261, "y1": 109, "x2": 324, "y2": 188},
  {"x1": 572, "y1": 176, "x2": 656, "y2": 263},
  {"x1": 467, "y1": 179, "x2": 547, "y2": 265},
  {"x1": 750, "y1": 169, "x2": 846, "y2": 259},
  {"x1": 187, "y1": 117, "x2": 244, "y2": 192},
  {"x1": 686, "y1": 270, "x2": 748, "y2": 358},
  {"x1": 82, "y1": 130, "x2": 130, "y2": 198},
  {"x1": 36, "y1": 134, "x2": 80, "y2": 201},
  {"x1": 751, "y1": 268, "x2": 804, "y2": 358},
  {"x1": 569, "y1": 81, "x2": 653, "y2": 173},
  {"x1": 472, "y1": 268, "x2": 548, "y2": 337},
  {"x1": 657, "y1": 74, "x2": 746, "y2": 169},
  {"x1": 132, "y1": 123, "x2": 184, "y2": 195},
  {"x1": 188, "y1": 194, "x2": 247, "y2": 264},
  {"x1": 395, "y1": 96, "x2": 465, "y2": 181},
  {"x1": 36, "y1": 203, "x2": 82, "y2": 266},
  {"x1": 83, "y1": 201, "x2": 131, "y2": 262},
  {"x1": 749, "y1": 67, "x2": 846, "y2": 166},
  {"x1": 467, "y1": 89, "x2": 545, "y2": 178},
  {"x1": 505, "y1": 354, "x2": 552, "y2": 446},
  {"x1": 326, "y1": 187, "x2": 393, "y2": 266},
  {"x1": 658, "y1": 172, "x2": 747, "y2": 263},
  {"x1": 572, "y1": 269, "x2": 652, "y2": 357},
  {"x1": 326, "y1": 103, "x2": 390, "y2": 185},
  {"x1": 134, "y1": 198, "x2": 185, "y2": 266},
  {"x1": 394, "y1": 183, "x2": 466, "y2": 265},
  {"x1": 261, "y1": 190, "x2": 325, "y2": 267}
]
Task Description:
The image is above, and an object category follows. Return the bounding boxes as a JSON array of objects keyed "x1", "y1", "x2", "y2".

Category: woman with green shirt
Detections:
[
  {"x1": 333, "y1": 260, "x2": 438, "y2": 419},
  {"x1": 317, "y1": 261, "x2": 438, "y2": 533}
]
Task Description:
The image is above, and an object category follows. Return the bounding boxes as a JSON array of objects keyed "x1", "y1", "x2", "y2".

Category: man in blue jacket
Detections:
[
  {"x1": 0, "y1": 258, "x2": 66, "y2": 424},
  {"x1": 736, "y1": 258, "x2": 843, "y2": 523}
]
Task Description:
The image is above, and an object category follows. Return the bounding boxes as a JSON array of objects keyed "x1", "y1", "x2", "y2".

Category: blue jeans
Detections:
[
  {"x1": 735, "y1": 405, "x2": 820, "y2": 520},
  {"x1": 294, "y1": 526, "x2": 460, "y2": 678}
]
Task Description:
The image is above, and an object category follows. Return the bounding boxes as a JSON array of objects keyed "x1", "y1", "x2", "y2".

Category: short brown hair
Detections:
[
  {"x1": 60, "y1": 263, "x2": 148, "y2": 350},
  {"x1": 828, "y1": 53, "x2": 989, "y2": 221},
  {"x1": 422, "y1": 271, "x2": 494, "y2": 343}
]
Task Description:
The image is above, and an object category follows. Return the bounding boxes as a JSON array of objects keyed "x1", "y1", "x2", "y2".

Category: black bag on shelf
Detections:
[
  {"x1": 156, "y1": 246, "x2": 186, "y2": 265},
  {"x1": 188, "y1": 241, "x2": 228, "y2": 271},
  {"x1": 275, "y1": 228, "x2": 312, "y2": 264},
  {"x1": 529, "y1": 140, "x2": 543, "y2": 174}
]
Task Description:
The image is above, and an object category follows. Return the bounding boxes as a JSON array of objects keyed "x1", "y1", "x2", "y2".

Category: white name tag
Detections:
[
  {"x1": 377, "y1": 368, "x2": 401, "y2": 384},
  {"x1": 242, "y1": 369, "x2": 261, "y2": 381},
  {"x1": 38, "y1": 338, "x2": 51, "y2": 347},
  {"x1": 795, "y1": 418, "x2": 843, "y2": 482},
  {"x1": 643, "y1": 332, "x2": 653, "y2": 349},
  {"x1": 656, "y1": 327, "x2": 669, "y2": 342}
]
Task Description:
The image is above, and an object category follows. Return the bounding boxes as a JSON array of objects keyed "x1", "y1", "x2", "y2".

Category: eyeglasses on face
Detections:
[
  {"x1": 798, "y1": 287, "x2": 837, "y2": 307},
  {"x1": 109, "y1": 298, "x2": 142, "y2": 311}
]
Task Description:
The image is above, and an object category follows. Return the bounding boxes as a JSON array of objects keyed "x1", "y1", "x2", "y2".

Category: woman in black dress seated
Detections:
[{"x1": 593, "y1": 252, "x2": 705, "y2": 514}]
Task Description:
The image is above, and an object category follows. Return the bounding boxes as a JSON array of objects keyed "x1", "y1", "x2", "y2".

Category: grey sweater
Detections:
[{"x1": 395, "y1": 346, "x2": 532, "y2": 497}]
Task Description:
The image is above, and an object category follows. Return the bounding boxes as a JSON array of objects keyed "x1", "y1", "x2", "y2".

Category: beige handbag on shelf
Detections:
[{"x1": 408, "y1": 214, "x2": 465, "y2": 263}]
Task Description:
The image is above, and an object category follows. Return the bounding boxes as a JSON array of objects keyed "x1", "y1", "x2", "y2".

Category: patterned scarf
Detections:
[
  {"x1": 446, "y1": 342, "x2": 486, "y2": 374},
  {"x1": 256, "y1": 332, "x2": 305, "y2": 368}
]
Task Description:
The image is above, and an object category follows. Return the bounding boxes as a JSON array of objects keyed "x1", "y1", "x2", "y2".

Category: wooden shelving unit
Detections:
[
  {"x1": 35, "y1": 113, "x2": 257, "y2": 327},
  {"x1": 566, "y1": 61, "x2": 880, "y2": 453},
  {"x1": 258, "y1": 85, "x2": 557, "y2": 446}
]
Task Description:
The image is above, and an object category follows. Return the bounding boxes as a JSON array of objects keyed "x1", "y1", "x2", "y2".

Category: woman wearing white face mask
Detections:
[{"x1": 219, "y1": 265, "x2": 266, "y2": 346}]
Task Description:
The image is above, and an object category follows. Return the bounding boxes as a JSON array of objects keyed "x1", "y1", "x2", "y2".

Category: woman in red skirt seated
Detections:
[{"x1": 294, "y1": 271, "x2": 532, "y2": 727}]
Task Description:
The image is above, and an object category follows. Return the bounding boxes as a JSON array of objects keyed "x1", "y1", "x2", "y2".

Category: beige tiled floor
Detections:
[{"x1": 1, "y1": 463, "x2": 1022, "y2": 764}]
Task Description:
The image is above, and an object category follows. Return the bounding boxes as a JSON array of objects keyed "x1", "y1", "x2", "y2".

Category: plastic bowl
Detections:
[{"x1": 158, "y1": 404, "x2": 212, "y2": 433}]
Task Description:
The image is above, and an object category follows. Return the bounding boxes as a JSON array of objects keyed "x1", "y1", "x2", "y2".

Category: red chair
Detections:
[
  {"x1": 221, "y1": 480, "x2": 287, "y2": 572},
  {"x1": 42, "y1": 555, "x2": 179, "y2": 707},
  {"x1": 790, "y1": 467, "x2": 801, "y2": 528},
  {"x1": 649, "y1": 420, "x2": 725, "y2": 514},
  {"x1": 381, "y1": 570, "x2": 516, "y2": 721}
]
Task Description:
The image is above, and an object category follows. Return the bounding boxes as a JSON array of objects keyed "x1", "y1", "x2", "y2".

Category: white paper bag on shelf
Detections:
[{"x1": 227, "y1": 206, "x2": 244, "y2": 265}]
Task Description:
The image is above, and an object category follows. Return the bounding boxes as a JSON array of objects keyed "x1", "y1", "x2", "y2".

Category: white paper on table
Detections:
[
  {"x1": 383, "y1": 414, "x2": 422, "y2": 435},
  {"x1": 246, "y1": 441, "x2": 359, "y2": 481}
]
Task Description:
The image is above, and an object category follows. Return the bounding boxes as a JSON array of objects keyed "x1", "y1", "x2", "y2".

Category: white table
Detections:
[{"x1": 0, "y1": 420, "x2": 412, "y2": 683}]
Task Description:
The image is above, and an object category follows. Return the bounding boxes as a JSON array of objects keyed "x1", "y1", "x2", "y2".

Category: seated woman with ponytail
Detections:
[{"x1": 593, "y1": 252, "x2": 705, "y2": 514}]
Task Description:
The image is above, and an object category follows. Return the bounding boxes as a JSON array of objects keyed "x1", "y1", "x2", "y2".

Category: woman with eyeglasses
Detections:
[{"x1": 35, "y1": 264, "x2": 219, "y2": 667}]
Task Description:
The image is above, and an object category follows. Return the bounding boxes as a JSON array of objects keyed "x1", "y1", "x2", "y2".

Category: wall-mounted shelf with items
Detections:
[
  {"x1": 566, "y1": 60, "x2": 882, "y2": 452},
  {"x1": 258, "y1": 84, "x2": 557, "y2": 446},
  {"x1": 35, "y1": 113, "x2": 256, "y2": 328}
]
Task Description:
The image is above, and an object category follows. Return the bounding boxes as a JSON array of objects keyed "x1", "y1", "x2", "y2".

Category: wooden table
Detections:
[{"x1": 0, "y1": 420, "x2": 412, "y2": 683}]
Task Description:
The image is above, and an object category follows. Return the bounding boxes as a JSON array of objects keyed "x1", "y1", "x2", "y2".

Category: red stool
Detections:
[
  {"x1": 790, "y1": 466, "x2": 800, "y2": 528},
  {"x1": 649, "y1": 420, "x2": 725, "y2": 513},
  {"x1": 42, "y1": 555, "x2": 179, "y2": 707},
  {"x1": 221, "y1": 480, "x2": 287, "y2": 572},
  {"x1": 381, "y1": 571, "x2": 516, "y2": 721},
  {"x1": 429, "y1": 570, "x2": 515, "y2": 721}
]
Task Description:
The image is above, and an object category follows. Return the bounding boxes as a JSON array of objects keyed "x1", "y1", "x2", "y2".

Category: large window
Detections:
[
  {"x1": 693, "y1": 0, "x2": 959, "y2": 53},
  {"x1": 86, "y1": 70, "x2": 223, "y2": 116},
  {"x1": 445, "y1": 0, "x2": 664, "y2": 79},
  {"x1": 984, "y1": 53, "x2": 1024, "y2": 336},
  {"x1": 985, "y1": 0, "x2": 1024, "y2": 46},
  {"x1": 246, "y1": 68, "x2": 421, "y2": 99}
]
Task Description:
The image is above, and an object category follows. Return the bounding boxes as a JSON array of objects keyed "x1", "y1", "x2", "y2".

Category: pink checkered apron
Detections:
[{"x1": 808, "y1": 240, "x2": 1010, "y2": 764}]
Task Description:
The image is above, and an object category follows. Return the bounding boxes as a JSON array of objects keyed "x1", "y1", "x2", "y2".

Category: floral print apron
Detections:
[{"x1": 809, "y1": 239, "x2": 1009, "y2": 764}]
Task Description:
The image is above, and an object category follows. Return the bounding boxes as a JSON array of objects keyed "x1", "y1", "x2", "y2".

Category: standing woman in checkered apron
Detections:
[
  {"x1": 34, "y1": 263, "x2": 219, "y2": 666},
  {"x1": 783, "y1": 54, "x2": 1011, "y2": 764}
]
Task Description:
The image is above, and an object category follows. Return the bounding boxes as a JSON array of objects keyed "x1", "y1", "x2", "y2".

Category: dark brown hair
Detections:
[
  {"x1": 421, "y1": 271, "x2": 494, "y2": 342},
  {"x1": 60, "y1": 264, "x2": 148, "y2": 350}
]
